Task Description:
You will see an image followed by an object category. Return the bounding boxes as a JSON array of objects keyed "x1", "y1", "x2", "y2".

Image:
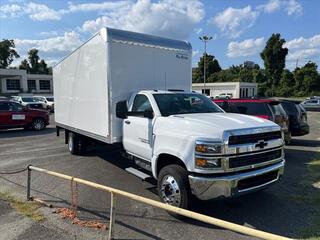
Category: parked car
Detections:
[
  {"x1": 0, "y1": 100, "x2": 49, "y2": 130},
  {"x1": 215, "y1": 93, "x2": 233, "y2": 99},
  {"x1": 11, "y1": 96, "x2": 45, "y2": 110},
  {"x1": 301, "y1": 99, "x2": 320, "y2": 111},
  {"x1": 213, "y1": 99, "x2": 291, "y2": 144},
  {"x1": 306, "y1": 96, "x2": 320, "y2": 100},
  {"x1": 279, "y1": 100, "x2": 310, "y2": 136},
  {"x1": 33, "y1": 96, "x2": 54, "y2": 112}
]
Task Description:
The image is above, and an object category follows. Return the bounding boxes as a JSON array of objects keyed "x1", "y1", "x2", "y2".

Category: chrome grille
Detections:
[
  {"x1": 228, "y1": 131, "x2": 282, "y2": 145},
  {"x1": 229, "y1": 149, "x2": 282, "y2": 169}
]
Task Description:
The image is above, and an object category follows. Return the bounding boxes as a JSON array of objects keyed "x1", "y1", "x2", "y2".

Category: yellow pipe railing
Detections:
[{"x1": 27, "y1": 165, "x2": 292, "y2": 240}]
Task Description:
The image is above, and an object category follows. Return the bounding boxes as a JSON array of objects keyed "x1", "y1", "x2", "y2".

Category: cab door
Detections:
[
  {"x1": 0, "y1": 102, "x2": 11, "y2": 127},
  {"x1": 123, "y1": 94, "x2": 154, "y2": 160}
]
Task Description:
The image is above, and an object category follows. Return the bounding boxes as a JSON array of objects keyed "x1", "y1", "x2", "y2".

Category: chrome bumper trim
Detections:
[{"x1": 188, "y1": 160, "x2": 285, "y2": 200}]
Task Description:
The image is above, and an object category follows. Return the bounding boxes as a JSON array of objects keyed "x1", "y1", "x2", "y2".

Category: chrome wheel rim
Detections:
[
  {"x1": 68, "y1": 135, "x2": 73, "y2": 152},
  {"x1": 34, "y1": 119, "x2": 44, "y2": 130},
  {"x1": 160, "y1": 175, "x2": 181, "y2": 206}
]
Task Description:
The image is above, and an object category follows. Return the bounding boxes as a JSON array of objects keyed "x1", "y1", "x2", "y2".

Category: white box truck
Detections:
[{"x1": 54, "y1": 28, "x2": 285, "y2": 210}]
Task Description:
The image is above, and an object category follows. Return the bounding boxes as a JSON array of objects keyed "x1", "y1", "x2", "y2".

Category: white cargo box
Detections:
[{"x1": 53, "y1": 27, "x2": 192, "y2": 143}]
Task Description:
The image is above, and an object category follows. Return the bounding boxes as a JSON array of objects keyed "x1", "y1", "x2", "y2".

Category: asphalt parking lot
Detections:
[{"x1": 0, "y1": 112, "x2": 319, "y2": 240}]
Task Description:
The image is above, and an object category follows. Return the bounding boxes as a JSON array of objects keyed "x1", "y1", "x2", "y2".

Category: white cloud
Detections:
[
  {"x1": 0, "y1": 2, "x2": 63, "y2": 21},
  {"x1": 257, "y1": 0, "x2": 281, "y2": 13},
  {"x1": 80, "y1": 0, "x2": 205, "y2": 40},
  {"x1": 194, "y1": 28, "x2": 203, "y2": 35},
  {"x1": 15, "y1": 31, "x2": 82, "y2": 53},
  {"x1": 209, "y1": 6, "x2": 259, "y2": 38},
  {"x1": 39, "y1": 30, "x2": 59, "y2": 37},
  {"x1": 192, "y1": 50, "x2": 199, "y2": 57},
  {"x1": 0, "y1": 4, "x2": 23, "y2": 18},
  {"x1": 285, "y1": 34, "x2": 320, "y2": 61},
  {"x1": 285, "y1": 0, "x2": 302, "y2": 16},
  {"x1": 67, "y1": 1, "x2": 130, "y2": 13},
  {"x1": 25, "y1": 2, "x2": 62, "y2": 21},
  {"x1": 257, "y1": 0, "x2": 302, "y2": 16},
  {"x1": 13, "y1": 31, "x2": 83, "y2": 67},
  {"x1": 227, "y1": 37, "x2": 265, "y2": 58}
]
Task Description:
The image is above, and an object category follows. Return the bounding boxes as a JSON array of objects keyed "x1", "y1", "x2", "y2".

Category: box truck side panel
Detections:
[
  {"x1": 108, "y1": 41, "x2": 191, "y2": 143},
  {"x1": 54, "y1": 33, "x2": 110, "y2": 141}
]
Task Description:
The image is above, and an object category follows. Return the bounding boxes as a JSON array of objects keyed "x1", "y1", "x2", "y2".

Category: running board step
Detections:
[{"x1": 125, "y1": 167, "x2": 151, "y2": 180}]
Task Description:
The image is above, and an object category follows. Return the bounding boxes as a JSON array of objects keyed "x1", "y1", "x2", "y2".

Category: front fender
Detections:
[{"x1": 152, "y1": 132, "x2": 195, "y2": 179}]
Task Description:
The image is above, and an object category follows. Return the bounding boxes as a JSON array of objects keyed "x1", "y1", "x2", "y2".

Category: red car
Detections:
[
  {"x1": 213, "y1": 98, "x2": 291, "y2": 144},
  {"x1": 0, "y1": 100, "x2": 49, "y2": 130}
]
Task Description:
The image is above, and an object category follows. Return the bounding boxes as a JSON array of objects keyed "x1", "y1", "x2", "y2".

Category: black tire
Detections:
[
  {"x1": 158, "y1": 164, "x2": 192, "y2": 214},
  {"x1": 78, "y1": 136, "x2": 87, "y2": 154},
  {"x1": 68, "y1": 133, "x2": 87, "y2": 155},
  {"x1": 32, "y1": 118, "x2": 46, "y2": 131},
  {"x1": 68, "y1": 132, "x2": 80, "y2": 155}
]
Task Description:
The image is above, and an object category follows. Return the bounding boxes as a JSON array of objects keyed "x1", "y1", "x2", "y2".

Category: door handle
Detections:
[{"x1": 125, "y1": 120, "x2": 131, "y2": 124}]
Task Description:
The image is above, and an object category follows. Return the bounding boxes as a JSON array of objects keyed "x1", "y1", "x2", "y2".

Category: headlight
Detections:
[
  {"x1": 195, "y1": 141, "x2": 223, "y2": 154},
  {"x1": 195, "y1": 140, "x2": 223, "y2": 169},
  {"x1": 195, "y1": 157, "x2": 221, "y2": 168}
]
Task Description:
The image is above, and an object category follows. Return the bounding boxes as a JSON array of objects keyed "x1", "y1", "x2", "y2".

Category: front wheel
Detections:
[
  {"x1": 157, "y1": 165, "x2": 192, "y2": 212},
  {"x1": 32, "y1": 118, "x2": 46, "y2": 131}
]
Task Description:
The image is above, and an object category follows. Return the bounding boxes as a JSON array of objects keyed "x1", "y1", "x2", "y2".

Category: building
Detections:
[
  {"x1": 192, "y1": 82, "x2": 258, "y2": 98},
  {"x1": 0, "y1": 69, "x2": 53, "y2": 96}
]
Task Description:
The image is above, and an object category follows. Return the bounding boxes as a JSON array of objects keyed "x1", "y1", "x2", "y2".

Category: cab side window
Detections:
[
  {"x1": 132, "y1": 95, "x2": 153, "y2": 113},
  {"x1": 0, "y1": 102, "x2": 10, "y2": 111},
  {"x1": 9, "y1": 102, "x2": 23, "y2": 111}
]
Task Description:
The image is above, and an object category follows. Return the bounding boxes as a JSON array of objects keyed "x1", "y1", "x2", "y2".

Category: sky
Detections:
[{"x1": 0, "y1": 0, "x2": 319, "y2": 70}]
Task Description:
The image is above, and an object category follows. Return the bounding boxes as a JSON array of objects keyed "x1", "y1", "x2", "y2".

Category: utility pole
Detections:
[{"x1": 199, "y1": 36, "x2": 213, "y2": 96}]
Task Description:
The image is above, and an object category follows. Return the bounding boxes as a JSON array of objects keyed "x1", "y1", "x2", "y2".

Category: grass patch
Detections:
[
  {"x1": 0, "y1": 191, "x2": 45, "y2": 222},
  {"x1": 296, "y1": 156, "x2": 320, "y2": 239}
]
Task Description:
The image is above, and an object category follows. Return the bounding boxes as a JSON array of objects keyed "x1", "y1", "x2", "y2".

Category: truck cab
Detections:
[{"x1": 116, "y1": 90, "x2": 285, "y2": 209}]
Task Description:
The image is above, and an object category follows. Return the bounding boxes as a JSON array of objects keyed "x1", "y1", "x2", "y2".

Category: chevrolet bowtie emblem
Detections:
[{"x1": 255, "y1": 140, "x2": 268, "y2": 149}]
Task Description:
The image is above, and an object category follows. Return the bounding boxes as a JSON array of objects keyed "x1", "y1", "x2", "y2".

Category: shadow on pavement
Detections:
[
  {"x1": 0, "y1": 127, "x2": 56, "y2": 139},
  {"x1": 1, "y1": 143, "x2": 318, "y2": 239},
  {"x1": 290, "y1": 138, "x2": 320, "y2": 147},
  {"x1": 94, "y1": 146, "x2": 320, "y2": 239}
]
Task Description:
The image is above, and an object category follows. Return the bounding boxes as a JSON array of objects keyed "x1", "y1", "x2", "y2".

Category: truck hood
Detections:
[{"x1": 155, "y1": 113, "x2": 279, "y2": 139}]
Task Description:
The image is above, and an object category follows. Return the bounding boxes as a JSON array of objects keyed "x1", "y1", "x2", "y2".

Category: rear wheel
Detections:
[
  {"x1": 32, "y1": 118, "x2": 46, "y2": 131},
  {"x1": 68, "y1": 132, "x2": 87, "y2": 155},
  {"x1": 158, "y1": 165, "x2": 192, "y2": 213},
  {"x1": 68, "y1": 132, "x2": 79, "y2": 155}
]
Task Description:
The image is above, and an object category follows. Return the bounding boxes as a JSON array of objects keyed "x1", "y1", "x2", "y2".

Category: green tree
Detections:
[
  {"x1": 192, "y1": 53, "x2": 221, "y2": 83},
  {"x1": 0, "y1": 39, "x2": 20, "y2": 68},
  {"x1": 38, "y1": 59, "x2": 49, "y2": 74},
  {"x1": 260, "y1": 33, "x2": 288, "y2": 96},
  {"x1": 28, "y1": 49, "x2": 40, "y2": 74},
  {"x1": 19, "y1": 48, "x2": 50, "y2": 74},
  {"x1": 276, "y1": 69, "x2": 295, "y2": 97},
  {"x1": 293, "y1": 62, "x2": 320, "y2": 96},
  {"x1": 19, "y1": 59, "x2": 30, "y2": 71}
]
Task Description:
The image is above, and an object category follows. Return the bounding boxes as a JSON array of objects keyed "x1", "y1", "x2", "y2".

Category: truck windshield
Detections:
[{"x1": 153, "y1": 93, "x2": 223, "y2": 116}]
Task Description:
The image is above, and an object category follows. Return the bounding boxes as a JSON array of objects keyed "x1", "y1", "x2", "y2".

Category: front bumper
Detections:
[{"x1": 188, "y1": 160, "x2": 285, "y2": 200}]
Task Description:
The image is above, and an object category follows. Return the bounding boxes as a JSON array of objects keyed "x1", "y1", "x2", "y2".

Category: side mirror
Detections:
[
  {"x1": 144, "y1": 110, "x2": 154, "y2": 119},
  {"x1": 116, "y1": 101, "x2": 128, "y2": 119}
]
